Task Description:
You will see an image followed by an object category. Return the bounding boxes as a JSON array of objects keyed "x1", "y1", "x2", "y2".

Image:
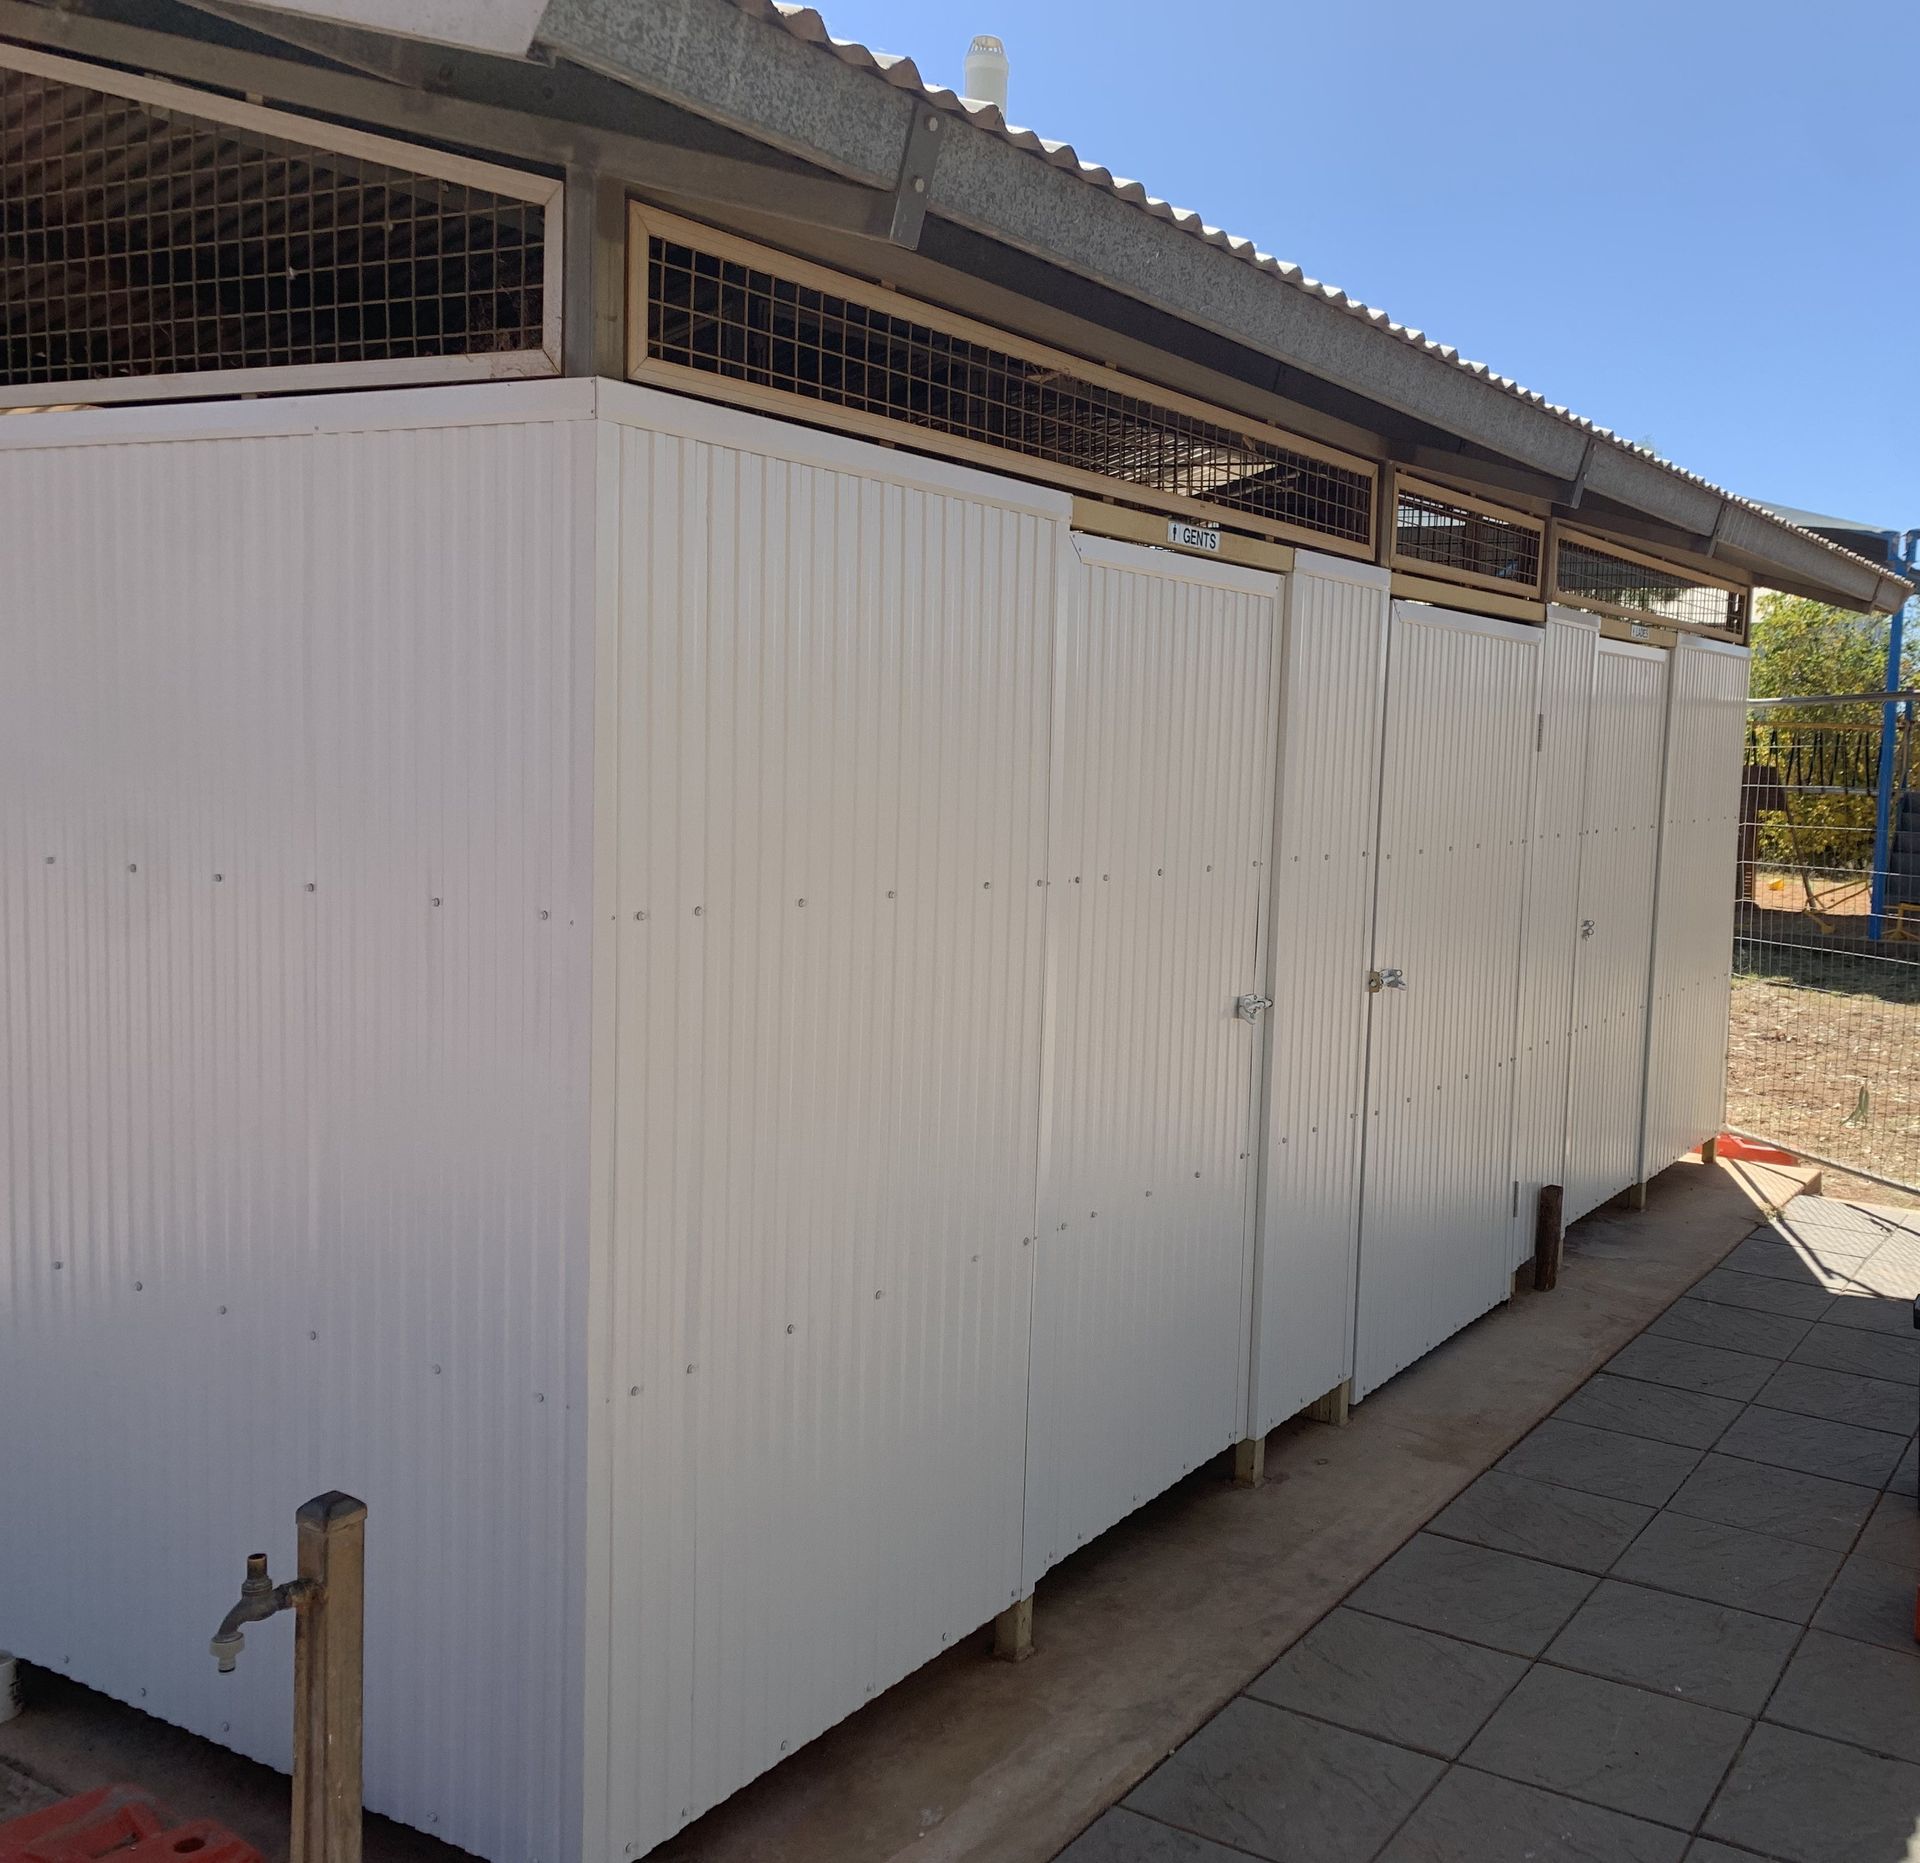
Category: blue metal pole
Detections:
[{"x1": 1867, "y1": 530, "x2": 1915, "y2": 938}]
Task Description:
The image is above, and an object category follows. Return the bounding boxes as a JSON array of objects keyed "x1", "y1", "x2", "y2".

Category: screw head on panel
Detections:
[
  {"x1": 539, "y1": 910, "x2": 550, "y2": 920},
  {"x1": 214, "y1": 874, "x2": 223, "y2": 882},
  {"x1": 306, "y1": 883, "x2": 316, "y2": 892},
  {"x1": 128, "y1": 864, "x2": 138, "y2": 874},
  {"x1": 629, "y1": 1385, "x2": 640, "y2": 1396},
  {"x1": 309, "y1": 1331, "x2": 318, "y2": 1341}
]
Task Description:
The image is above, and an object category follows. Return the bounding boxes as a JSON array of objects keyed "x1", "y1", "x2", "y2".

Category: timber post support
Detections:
[
  {"x1": 1232, "y1": 1435, "x2": 1267, "y2": 1488},
  {"x1": 291, "y1": 1492, "x2": 367, "y2": 1863},
  {"x1": 1533, "y1": 1184, "x2": 1565, "y2": 1293},
  {"x1": 1307, "y1": 1381, "x2": 1351, "y2": 1428},
  {"x1": 992, "y1": 1593, "x2": 1034, "y2": 1663}
]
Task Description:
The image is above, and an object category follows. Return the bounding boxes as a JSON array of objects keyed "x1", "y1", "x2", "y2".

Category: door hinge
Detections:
[
  {"x1": 1535, "y1": 711, "x2": 1545, "y2": 752},
  {"x1": 1512, "y1": 1179, "x2": 1520, "y2": 1217},
  {"x1": 1235, "y1": 992, "x2": 1275, "y2": 1022}
]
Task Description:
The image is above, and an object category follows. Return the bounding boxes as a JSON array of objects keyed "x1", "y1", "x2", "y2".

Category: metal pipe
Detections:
[{"x1": 1868, "y1": 530, "x2": 1917, "y2": 937}]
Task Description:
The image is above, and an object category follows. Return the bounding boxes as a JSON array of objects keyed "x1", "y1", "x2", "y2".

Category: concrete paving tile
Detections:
[
  {"x1": 1752, "y1": 1361, "x2": 1915, "y2": 1436},
  {"x1": 1430, "y1": 1470, "x2": 1654, "y2": 1574},
  {"x1": 1683, "y1": 1844, "x2": 1777, "y2": 1863},
  {"x1": 1121, "y1": 1698, "x2": 1441, "y2": 1863},
  {"x1": 1716, "y1": 1240, "x2": 1870, "y2": 1290},
  {"x1": 1647, "y1": 1299, "x2": 1813, "y2": 1360},
  {"x1": 1542, "y1": 1578, "x2": 1798, "y2": 1715},
  {"x1": 1605, "y1": 1336, "x2": 1777, "y2": 1403},
  {"x1": 1664, "y1": 1453, "x2": 1879, "y2": 1552},
  {"x1": 1609, "y1": 1512, "x2": 1842, "y2": 1623},
  {"x1": 1346, "y1": 1533, "x2": 1597, "y2": 1658},
  {"x1": 1891, "y1": 1437, "x2": 1916, "y2": 1495},
  {"x1": 1705, "y1": 1722, "x2": 1920, "y2": 1863},
  {"x1": 1845, "y1": 1246, "x2": 1920, "y2": 1300},
  {"x1": 1787, "y1": 1319, "x2": 1920, "y2": 1384},
  {"x1": 1712, "y1": 1405, "x2": 1909, "y2": 1487},
  {"x1": 1820, "y1": 1290, "x2": 1919, "y2": 1335},
  {"x1": 1855, "y1": 1489, "x2": 1920, "y2": 1568},
  {"x1": 1763, "y1": 1628, "x2": 1920, "y2": 1764},
  {"x1": 1810, "y1": 1549, "x2": 1920, "y2": 1654},
  {"x1": 1461, "y1": 1663, "x2": 1747, "y2": 1828},
  {"x1": 1752, "y1": 1206, "x2": 1891, "y2": 1244},
  {"x1": 1687, "y1": 1268, "x2": 1836, "y2": 1322},
  {"x1": 1246, "y1": 1606, "x2": 1525, "y2": 1759},
  {"x1": 1497, "y1": 1421, "x2": 1700, "y2": 1509},
  {"x1": 1055, "y1": 1808, "x2": 1251, "y2": 1863},
  {"x1": 1552, "y1": 1374, "x2": 1744, "y2": 1451},
  {"x1": 1374, "y1": 1766, "x2": 1688, "y2": 1863}
]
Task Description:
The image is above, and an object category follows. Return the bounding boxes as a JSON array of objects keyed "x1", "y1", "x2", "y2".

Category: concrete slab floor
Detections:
[
  {"x1": 0, "y1": 1157, "x2": 1818, "y2": 1863},
  {"x1": 1088, "y1": 1190, "x2": 1920, "y2": 1863}
]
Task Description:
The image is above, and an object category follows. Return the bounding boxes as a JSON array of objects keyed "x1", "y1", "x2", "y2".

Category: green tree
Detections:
[{"x1": 1745, "y1": 594, "x2": 1913, "y2": 875}]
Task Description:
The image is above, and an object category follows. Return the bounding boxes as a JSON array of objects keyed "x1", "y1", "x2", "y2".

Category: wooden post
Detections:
[
  {"x1": 1625, "y1": 1181, "x2": 1648, "y2": 1211},
  {"x1": 1700, "y1": 1135, "x2": 1720, "y2": 1164},
  {"x1": 1307, "y1": 1380, "x2": 1350, "y2": 1427},
  {"x1": 992, "y1": 1594, "x2": 1034, "y2": 1663},
  {"x1": 1532, "y1": 1184, "x2": 1565, "y2": 1292},
  {"x1": 291, "y1": 1492, "x2": 366, "y2": 1863},
  {"x1": 1232, "y1": 1435, "x2": 1266, "y2": 1488}
]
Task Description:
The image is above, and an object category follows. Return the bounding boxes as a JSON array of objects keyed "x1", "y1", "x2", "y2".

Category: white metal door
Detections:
[
  {"x1": 1507, "y1": 607, "x2": 1600, "y2": 1267},
  {"x1": 1564, "y1": 640, "x2": 1667, "y2": 1221},
  {"x1": 1354, "y1": 603, "x2": 1540, "y2": 1399},
  {"x1": 1642, "y1": 636, "x2": 1750, "y2": 1177},
  {"x1": 1249, "y1": 555, "x2": 1391, "y2": 1433},
  {"x1": 1022, "y1": 534, "x2": 1280, "y2": 1586}
]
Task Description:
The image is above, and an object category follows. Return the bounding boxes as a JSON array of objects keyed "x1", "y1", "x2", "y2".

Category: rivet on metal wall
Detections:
[
  {"x1": 785, "y1": 1323, "x2": 794, "y2": 1334},
  {"x1": 535, "y1": 1393, "x2": 545, "y2": 1403},
  {"x1": 133, "y1": 1281, "x2": 142, "y2": 1291},
  {"x1": 981, "y1": 880, "x2": 990, "y2": 889},
  {"x1": 634, "y1": 911, "x2": 647, "y2": 921},
  {"x1": 128, "y1": 863, "x2": 138, "y2": 873},
  {"x1": 306, "y1": 882, "x2": 316, "y2": 892},
  {"x1": 218, "y1": 1305, "x2": 228, "y2": 1315},
  {"x1": 629, "y1": 1385, "x2": 640, "y2": 1397},
  {"x1": 52, "y1": 1260, "x2": 62, "y2": 1270},
  {"x1": 538, "y1": 910, "x2": 550, "y2": 920},
  {"x1": 44, "y1": 856, "x2": 53, "y2": 865},
  {"x1": 873, "y1": 1289, "x2": 883, "y2": 1299},
  {"x1": 432, "y1": 898, "x2": 442, "y2": 908},
  {"x1": 796, "y1": 898, "x2": 806, "y2": 908},
  {"x1": 214, "y1": 873, "x2": 224, "y2": 883},
  {"x1": 432, "y1": 1365, "x2": 442, "y2": 1375},
  {"x1": 309, "y1": 1331, "x2": 318, "y2": 1341},
  {"x1": 693, "y1": 906, "x2": 703, "y2": 916},
  {"x1": 686, "y1": 1363, "x2": 694, "y2": 1374}
]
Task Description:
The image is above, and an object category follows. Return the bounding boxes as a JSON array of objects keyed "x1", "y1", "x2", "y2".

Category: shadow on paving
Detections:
[{"x1": 1065, "y1": 1199, "x2": 1920, "y2": 1863}]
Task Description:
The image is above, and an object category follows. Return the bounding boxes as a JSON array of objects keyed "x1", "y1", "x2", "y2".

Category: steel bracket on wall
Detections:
[{"x1": 886, "y1": 106, "x2": 945, "y2": 248}]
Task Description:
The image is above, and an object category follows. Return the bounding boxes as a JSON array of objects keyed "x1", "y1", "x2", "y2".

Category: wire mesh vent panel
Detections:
[
  {"x1": 2, "y1": 68, "x2": 549, "y2": 387},
  {"x1": 1555, "y1": 536, "x2": 1744, "y2": 633},
  {"x1": 645, "y1": 236, "x2": 1374, "y2": 546},
  {"x1": 1394, "y1": 487, "x2": 1540, "y2": 587}
]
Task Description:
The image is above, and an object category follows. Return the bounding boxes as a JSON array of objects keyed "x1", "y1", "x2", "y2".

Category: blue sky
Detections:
[{"x1": 812, "y1": 0, "x2": 1918, "y2": 531}]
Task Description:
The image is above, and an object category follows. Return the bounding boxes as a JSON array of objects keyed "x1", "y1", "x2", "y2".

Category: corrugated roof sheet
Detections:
[{"x1": 732, "y1": 0, "x2": 1904, "y2": 596}]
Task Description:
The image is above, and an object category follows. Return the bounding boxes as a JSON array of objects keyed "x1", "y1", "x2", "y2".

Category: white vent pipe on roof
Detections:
[{"x1": 962, "y1": 34, "x2": 1009, "y2": 113}]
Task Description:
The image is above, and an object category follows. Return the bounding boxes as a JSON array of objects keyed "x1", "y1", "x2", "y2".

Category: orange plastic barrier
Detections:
[
  {"x1": 1709, "y1": 1133, "x2": 1800, "y2": 1167},
  {"x1": 0, "y1": 1787, "x2": 260, "y2": 1863}
]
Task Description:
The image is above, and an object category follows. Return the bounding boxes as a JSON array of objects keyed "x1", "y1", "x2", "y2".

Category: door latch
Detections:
[
  {"x1": 1580, "y1": 919, "x2": 1597, "y2": 939},
  {"x1": 1235, "y1": 993, "x2": 1274, "y2": 1022},
  {"x1": 1366, "y1": 967, "x2": 1407, "y2": 993}
]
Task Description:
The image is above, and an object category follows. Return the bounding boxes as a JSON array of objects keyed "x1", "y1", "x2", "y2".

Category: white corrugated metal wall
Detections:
[
  {"x1": 1563, "y1": 641, "x2": 1670, "y2": 1221},
  {"x1": 592, "y1": 387, "x2": 1061, "y2": 1857},
  {"x1": 0, "y1": 385, "x2": 599, "y2": 1863},
  {"x1": 1021, "y1": 535, "x2": 1279, "y2": 1587},
  {"x1": 1248, "y1": 555, "x2": 1390, "y2": 1433},
  {"x1": 1642, "y1": 637, "x2": 1751, "y2": 1177},
  {"x1": 2, "y1": 372, "x2": 1753, "y2": 1863},
  {"x1": 1353, "y1": 604, "x2": 1541, "y2": 1398},
  {"x1": 1507, "y1": 608, "x2": 1599, "y2": 1266}
]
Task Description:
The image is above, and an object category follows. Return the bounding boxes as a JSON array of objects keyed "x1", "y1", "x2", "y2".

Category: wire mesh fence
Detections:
[{"x1": 1732, "y1": 693, "x2": 1919, "y2": 1189}]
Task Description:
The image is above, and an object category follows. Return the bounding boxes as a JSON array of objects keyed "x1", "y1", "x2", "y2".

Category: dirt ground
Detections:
[{"x1": 1726, "y1": 968, "x2": 1920, "y2": 1193}]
